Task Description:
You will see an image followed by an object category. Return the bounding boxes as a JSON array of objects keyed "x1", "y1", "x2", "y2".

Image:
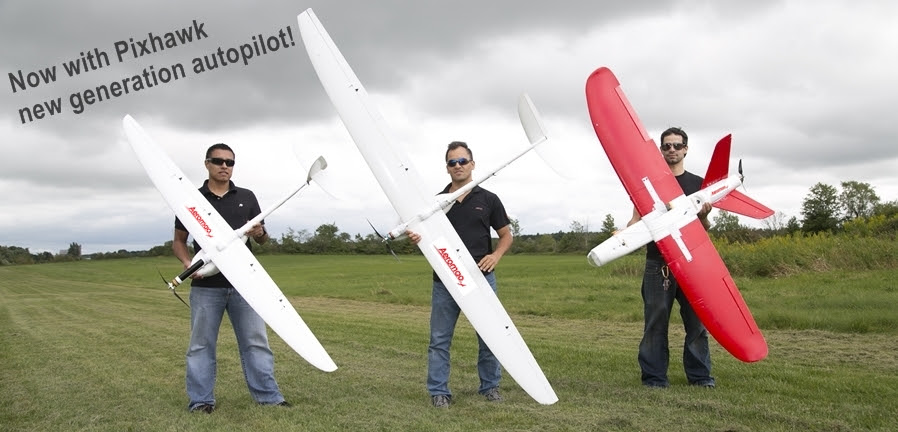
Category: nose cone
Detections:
[{"x1": 587, "y1": 250, "x2": 605, "y2": 267}]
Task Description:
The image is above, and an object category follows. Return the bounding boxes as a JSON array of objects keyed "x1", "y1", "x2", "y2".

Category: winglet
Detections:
[
  {"x1": 518, "y1": 94, "x2": 570, "y2": 179},
  {"x1": 518, "y1": 94, "x2": 547, "y2": 146}
]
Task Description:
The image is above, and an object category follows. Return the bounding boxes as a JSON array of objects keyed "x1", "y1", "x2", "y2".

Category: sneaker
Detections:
[
  {"x1": 431, "y1": 395, "x2": 451, "y2": 408},
  {"x1": 483, "y1": 387, "x2": 503, "y2": 402},
  {"x1": 190, "y1": 403, "x2": 215, "y2": 414},
  {"x1": 691, "y1": 380, "x2": 716, "y2": 388},
  {"x1": 276, "y1": 401, "x2": 292, "y2": 407}
]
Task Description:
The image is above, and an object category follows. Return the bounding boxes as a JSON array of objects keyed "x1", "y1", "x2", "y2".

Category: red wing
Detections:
[
  {"x1": 656, "y1": 219, "x2": 768, "y2": 362},
  {"x1": 586, "y1": 67, "x2": 684, "y2": 216}
]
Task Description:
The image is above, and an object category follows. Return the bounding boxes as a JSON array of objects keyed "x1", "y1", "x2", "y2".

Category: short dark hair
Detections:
[
  {"x1": 445, "y1": 141, "x2": 473, "y2": 161},
  {"x1": 660, "y1": 127, "x2": 688, "y2": 146},
  {"x1": 205, "y1": 143, "x2": 234, "y2": 159}
]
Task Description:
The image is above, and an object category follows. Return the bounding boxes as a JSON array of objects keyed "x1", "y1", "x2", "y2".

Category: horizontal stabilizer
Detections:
[
  {"x1": 587, "y1": 220, "x2": 652, "y2": 266},
  {"x1": 714, "y1": 189, "x2": 774, "y2": 219}
]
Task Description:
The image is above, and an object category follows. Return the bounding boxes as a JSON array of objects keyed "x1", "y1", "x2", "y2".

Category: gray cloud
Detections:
[{"x1": 2, "y1": 0, "x2": 897, "y2": 254}]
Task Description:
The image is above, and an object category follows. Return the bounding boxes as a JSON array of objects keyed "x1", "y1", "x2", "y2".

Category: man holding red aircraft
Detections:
[{"x1": 627, "y1": 127, "x2": 716, "y2": 389}]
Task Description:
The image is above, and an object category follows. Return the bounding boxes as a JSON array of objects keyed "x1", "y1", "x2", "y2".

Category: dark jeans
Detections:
[{"x1": 638, "y1": 258, "x2": 714, "y2": 387}]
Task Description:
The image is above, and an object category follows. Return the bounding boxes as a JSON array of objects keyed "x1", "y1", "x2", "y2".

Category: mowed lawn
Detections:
[{"x1": 1, "y1": 255, "x2": 896, "y2": 431}]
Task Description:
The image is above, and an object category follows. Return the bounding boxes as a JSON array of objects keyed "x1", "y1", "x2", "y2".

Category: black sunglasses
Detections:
[
  {"x1": 660, "y1": 143, "x2": 687, "y2": 151},
  {"x1": 446, "y1": 158, "x2": 471, "y2": 167},
  {"x1": 206, "y1": 157, "x2": 235, "y2": 167}
]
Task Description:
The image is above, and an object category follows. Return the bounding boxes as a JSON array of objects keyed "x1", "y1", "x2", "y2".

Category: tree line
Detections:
[{"x1": 3, "y1": 180, "x2": 896, "y2": 266}]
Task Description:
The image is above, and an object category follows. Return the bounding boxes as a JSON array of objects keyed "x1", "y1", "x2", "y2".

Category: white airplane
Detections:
[
  {"x1": 297, "y1": 9, "x2": 557, "y2": 404},
  {"x1": 122, "y1": 115, "x2": 338, "y2": 372}
]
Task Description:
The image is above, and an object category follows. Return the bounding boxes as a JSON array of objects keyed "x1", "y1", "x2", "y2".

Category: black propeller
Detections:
[
  {"x1": 367, "y1": 219, "x2": 401, "y2": 262},
  {"x1": 157, "y1": 267, "x2": 190, "y2": 308}
]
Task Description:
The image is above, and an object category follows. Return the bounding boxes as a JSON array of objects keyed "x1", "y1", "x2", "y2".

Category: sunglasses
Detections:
[
  {"x1": 660, "y1": 143, "x2": 687, "y2": 151},
  {"x1": 446, "y1": 158, "x2": 471, "y2": 167},
  {"x1": 206, "y1": 157, "x2": 236, "y2": 167}
]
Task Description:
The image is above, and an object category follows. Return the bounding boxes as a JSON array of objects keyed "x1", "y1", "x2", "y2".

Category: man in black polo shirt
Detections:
[
  {"x1": 409, "y1": 141, "x2": 513, "y2": 408},
  {"x1": 627, "y1": 127, "x2": 715, "y2": 389},
  {"x1": 172, "y1": 143, "x2": 288, "y2": 413}
]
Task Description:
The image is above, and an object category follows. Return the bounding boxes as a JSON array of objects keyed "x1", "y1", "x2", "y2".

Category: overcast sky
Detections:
[{"x1": 2, "y1": 0, "x2": 896, "y2": 254}]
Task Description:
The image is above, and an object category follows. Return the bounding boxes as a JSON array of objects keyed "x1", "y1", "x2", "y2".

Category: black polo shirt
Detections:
[
  {"x1": 432, "y1": 184, "x2": 510, "y2": 281},
  {"x1": 645, "y1": 170, "x2": 703, "y2": 261},
  {"x1": 174, "y1": 180, "x2": 262, "y2": 288}
]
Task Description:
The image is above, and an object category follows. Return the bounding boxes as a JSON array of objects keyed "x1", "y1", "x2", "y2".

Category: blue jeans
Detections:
[
  {"x1": 638, "y1": 259, "x2": 714, "y2": 387},
  {"x1": 186, "y1": 286, "x2": 285, "y2": 410},
  {"x1": 427, "y1": 272, "x2": 501, "y2": 396}
]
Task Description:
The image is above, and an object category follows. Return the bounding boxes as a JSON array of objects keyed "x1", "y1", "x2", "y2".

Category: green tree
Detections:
[
  {"x1": 0, "y1": 246, "x2": 34, "y2": 265},
  {"x1": 558, "y1": 220, "x2": 588, "y2": 253},
  {"x1": 710, "y1": 211, "x2": 742, "y2": 233},
  {"x1": 873, "y1": 200, "x2": 898, "y2": 218},
  {"x1": 801, "y1": 183, "x2": 841, "y2": 233},
  {"x1": 67, "y1": 242, "x2": 82, "y2": 260},
  {"x1": 307, "y1": 223, "x2": 347, "y2": 253},
  {"x1": 785, "y1": 216, "x2": 802, "y2": 234},
  {"x1": 600, "y1": 214, "x2": 616, "y2": 235},
  {"x1": 509, "y1": 218, "x2": 522, "y2": 237},
  {"x1": 839, "y1": 181, "x2": 880, "y2": 220},
  {"x1": 535, "y1": 234, "x2": 556, "y2": 253}
]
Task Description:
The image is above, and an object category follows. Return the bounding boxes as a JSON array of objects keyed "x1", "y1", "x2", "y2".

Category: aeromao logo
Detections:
[
  {"x1": 187, "y1": 206, "x2": 214, "y2": 237},
  {"x1": 435, "y1": 246, "x2": 465, "y2": 287}
]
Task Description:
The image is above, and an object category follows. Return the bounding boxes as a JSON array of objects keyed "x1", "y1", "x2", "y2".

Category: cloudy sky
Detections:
[{"x1": 2, "y1": 0, "x2": 896, "y2": 254}]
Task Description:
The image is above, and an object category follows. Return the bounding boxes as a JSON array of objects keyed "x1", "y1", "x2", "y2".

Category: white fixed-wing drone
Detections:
[{"x1": 122, "y1": 115, "x2": 337, "y2": 372}]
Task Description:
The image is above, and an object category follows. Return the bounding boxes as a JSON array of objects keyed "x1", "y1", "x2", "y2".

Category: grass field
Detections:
[{"x1": 1, "y1": 255, "x2": 896, "y2": 431}]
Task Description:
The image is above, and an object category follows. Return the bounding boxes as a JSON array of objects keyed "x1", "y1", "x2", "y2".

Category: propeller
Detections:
[
  {"x1": 157, "y1": 267, "x2": 190, "y2": 308},
  {"x1": 737, "y1": 159, "x2": 749, "y2": 192},
  {"x1": 367, "y1": 218, "x2": 401, "y2": 262}
]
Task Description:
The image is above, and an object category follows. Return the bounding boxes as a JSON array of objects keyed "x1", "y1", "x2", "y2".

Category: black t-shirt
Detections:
[
  {"x1": 645, "y1": 171, "x2": 703, "y2": 261},
  {"x1": 432, "y1": 185, "x2": 510, "y2": 281},
  {"x1": 174, "y1": 180, "x2": 262, "y2": 288}
]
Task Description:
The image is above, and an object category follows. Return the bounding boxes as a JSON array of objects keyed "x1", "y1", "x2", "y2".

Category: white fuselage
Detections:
[{"x1": 588, "y1": 174, "x2": 741, "y2": 266}]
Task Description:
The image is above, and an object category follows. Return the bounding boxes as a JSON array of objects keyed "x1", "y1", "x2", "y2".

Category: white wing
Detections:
[
  {"x1": 417, "y1": 216, "x2": 558, "y2": 404},
  {"x1": 122, "y1": 115, "x2": 337, "y2": 372},
  {"x1": 298, "y1": 9, "x2": 556, "y2": 403}
]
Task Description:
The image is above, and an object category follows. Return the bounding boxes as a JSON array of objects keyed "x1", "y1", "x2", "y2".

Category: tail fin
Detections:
[
  {"x1": 702, "y1": 134, "x2": 731, "y2": 189},
  {"x1": 702, "y1": 134, "x2": 774, "y2": 219}
]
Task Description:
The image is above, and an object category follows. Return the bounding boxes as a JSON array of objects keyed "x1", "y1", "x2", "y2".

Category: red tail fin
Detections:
[
  {"x1": 702, "y1": 134, "x2": 731, "y2": 189},
  {"x1": 703, "y1": 134, "x2": 773, "y2": 219}
]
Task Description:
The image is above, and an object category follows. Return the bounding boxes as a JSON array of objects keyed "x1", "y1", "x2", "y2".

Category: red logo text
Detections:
[
  {"x1": 187, "y1": 206, "x2": 214, "y2": 238},
  {"x1": 435, "y1": 247, "x2": 466, "y2": 287}
]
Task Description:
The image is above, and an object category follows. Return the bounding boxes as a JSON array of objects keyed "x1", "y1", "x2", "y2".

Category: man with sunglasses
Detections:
[
  {"x1": 408, "y1": 141, "x2": 513, "y2": 408},
  {"x1": 172, "y1": 143, "x2": 288, "y2": 413},
  {"x1": 628, "y1": 127, "x2": 716, "y2": 389}
]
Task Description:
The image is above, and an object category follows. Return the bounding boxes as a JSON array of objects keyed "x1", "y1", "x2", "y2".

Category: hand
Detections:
[
  {"x1": 697, "y1": 202, "x2": 713, "y2": 220},
  {"x1": 248, "y1": 223, "x2": 266, "y2": 240},
  {"x1": 407, "y1": 230, "x2": 421, "y2": 245},
  {"x1": 184, "y1": 262, "x2": 203, "y2": 279},
  {"x1": 478, "y1": 254, "x2": 500, "y2": 273}
]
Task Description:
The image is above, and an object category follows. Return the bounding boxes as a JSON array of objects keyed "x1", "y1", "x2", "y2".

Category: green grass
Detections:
[{"x1": 2, "y1": 255, "x2": 897, "y2": 431}]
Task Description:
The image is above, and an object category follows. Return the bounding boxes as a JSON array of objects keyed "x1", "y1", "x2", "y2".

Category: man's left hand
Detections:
[{"x1": 478, "y1": 254, "x2": 500, "y2": 273}]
